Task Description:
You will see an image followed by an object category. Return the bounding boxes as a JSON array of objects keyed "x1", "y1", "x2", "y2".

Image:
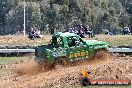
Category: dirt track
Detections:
[{"x1": 0, "y1": 54, "x2": 132, "y2": 88}]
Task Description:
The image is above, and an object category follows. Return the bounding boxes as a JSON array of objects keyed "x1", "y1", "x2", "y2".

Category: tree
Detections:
[
  {"x1": 0, "y1": 0, "x2": 15, "y2": 35},
  {"x1": 0, "y1": 0, "x2": 132, "y2": 35},
  {"x1": 6, "y1": 2, "x2": 42, "y2": 34}
]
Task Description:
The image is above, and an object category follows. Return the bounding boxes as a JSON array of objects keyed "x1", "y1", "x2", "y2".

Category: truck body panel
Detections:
[{"x1": 35, "y1": 32, "x2": 108, "y2": 63}]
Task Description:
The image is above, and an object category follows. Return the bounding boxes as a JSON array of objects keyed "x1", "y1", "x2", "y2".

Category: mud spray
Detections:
[
  {"x1": 15, "y1": 59, "x2": 41, "y2": 75},
  {"x1": 14, "y1": 50, "x2": 109, "y2": 76}
]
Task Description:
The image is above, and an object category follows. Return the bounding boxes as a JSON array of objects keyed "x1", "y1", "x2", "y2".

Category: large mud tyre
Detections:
[
  {"x1": 94, "y1": 49, "x2": 109, "y2": 60},
  {"x1": 55, "y1": 58, "x2": 69, "y2": 67},
  {"x1": 38, "y1": 60, "x2": 55, "y2": 71}
]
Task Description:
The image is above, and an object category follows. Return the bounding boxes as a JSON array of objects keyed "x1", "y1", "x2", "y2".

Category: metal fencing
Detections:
[{"x1": 0, "y1": 48, "x2": 132, "y2": 53}]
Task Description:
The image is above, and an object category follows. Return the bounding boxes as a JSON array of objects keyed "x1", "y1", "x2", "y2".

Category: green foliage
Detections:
[
  {"x1": 0, "y1": 0, "x2": 132, "y2": 35},
  {"x1": 5, "y1": 2, "x2": 42, "y2": 34},
  {"x1": 0, "y1": 0, "x2": 15, "y2": 35}
]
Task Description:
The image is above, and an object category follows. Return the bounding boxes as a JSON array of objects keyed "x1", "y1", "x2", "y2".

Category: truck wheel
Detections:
[
  {"x1": 38, "y1": 60, "x2": 55, "y2": 71},
  {"x1": 55, "y1": 58, "x2": 68, "y2": 67},
  {"x1": 94, "y1": 49, "x2": 108, "y2": 59},
  {"x1": 79, "y1": 77, "x2": 91, "y2": 86}
]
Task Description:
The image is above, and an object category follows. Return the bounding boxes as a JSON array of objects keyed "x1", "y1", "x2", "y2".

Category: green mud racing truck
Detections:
[{"x1": 35, "y1": 32, "x2": 108, "y2": 68}]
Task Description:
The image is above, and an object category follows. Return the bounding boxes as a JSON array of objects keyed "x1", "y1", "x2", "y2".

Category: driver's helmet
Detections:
[{"x1": 73, "y1": 37, "x2": 80, "y2": 45}]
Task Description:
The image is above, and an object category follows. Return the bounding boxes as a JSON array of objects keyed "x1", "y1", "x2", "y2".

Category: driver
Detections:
[
  {"x1": 68, "y1": 37, "x2": 83, "y2": 47},
  {"x1": 73, "y1": 37, "x2": 83, "y2": 46}
]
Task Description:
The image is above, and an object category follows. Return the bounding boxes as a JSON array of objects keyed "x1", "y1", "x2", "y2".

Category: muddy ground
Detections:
[{"x1": 0, "y1": 53, "x2": 132, "y2": 88}]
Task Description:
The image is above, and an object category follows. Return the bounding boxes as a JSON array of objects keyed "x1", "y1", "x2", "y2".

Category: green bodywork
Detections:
[{"x1": 35, "y1": 32, "x2": 108, "y2": 62}]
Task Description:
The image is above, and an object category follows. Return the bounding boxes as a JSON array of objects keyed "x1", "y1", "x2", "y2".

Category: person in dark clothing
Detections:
[
  {"x1": 78, "y1": 29, "x2": 85, "y2": 38},
  {"x1": 104, "y1": 30, "x2": 109, "y2": 35},
  {"x1": 87, "y1": 30, "x2": 94, "y2": 38},
  {"x1": 28, "y1": 28, "x2": 36, "y2": 40},
  {"x1": 130, "y1": 26, "x2": 132, "y2": 35},
  {"x1": 77, "y1": 24, "x2": 86, "y2": 38},
  {"x1": 122, "y1": 27, "x2": 130, "y2": 35}
]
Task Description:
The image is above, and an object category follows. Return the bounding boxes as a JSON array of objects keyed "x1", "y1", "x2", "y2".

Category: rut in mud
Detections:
[{"x1": 0, "y1": 53, "x2": 131, "y2": 88}]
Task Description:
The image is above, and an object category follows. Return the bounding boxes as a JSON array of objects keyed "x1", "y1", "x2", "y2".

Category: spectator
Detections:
[
  {"x1": 87, "y1": 30, "x2": 94, "y2": 38},
  {"x1": 130, "y1": 26, "x2": 132, "y2": 35},
  {"x1": 35, "y1": 30, "x2": 41, "y2": 38},
  {"x1": 28, "y1": 28, "x2": 36, "y2": 40},
  {"x1": 68, "y1": 24, "x2": 93, "y2": 38},
  {"x1": 104, "y1": 30, "x2": 109, "y2": 35},
  {"x1": 122, "y1": 26, "x2": 130, "y2": 35},
  {"x1": 28, "y1": 28, "x2": 42, "y2": 40}
]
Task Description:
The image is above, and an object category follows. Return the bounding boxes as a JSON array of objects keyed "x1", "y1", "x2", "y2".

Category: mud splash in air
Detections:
[
  {"x1": 14, "y1": 59, "x2": 41, "y2": 75},
  {"x1": 14, "y1": 50, "x2": 109, "y2": 76}
]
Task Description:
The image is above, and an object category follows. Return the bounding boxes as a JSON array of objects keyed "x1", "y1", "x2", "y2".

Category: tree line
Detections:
[{"x1": 0, "y1": 0, "x2": 132, "y2": 35}]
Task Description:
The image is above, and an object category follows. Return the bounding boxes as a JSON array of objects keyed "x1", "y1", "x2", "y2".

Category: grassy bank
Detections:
[
  {"x1": 0, "y1": 35, "x2": 51, "y2": 45},
  {"x1": 90, "y1": 35, "x2": 132, "y2": 46},
  {"x1": 0, "y1": 35, "x2": 132, "y2": 46},
  {"x1": 0, "y1": 57, "x2": 28, "y2": 64}
]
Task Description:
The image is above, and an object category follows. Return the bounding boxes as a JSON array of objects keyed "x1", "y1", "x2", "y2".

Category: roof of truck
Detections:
[{"x1": 54, "y1": 32, "x2": 78, "y2": 37}]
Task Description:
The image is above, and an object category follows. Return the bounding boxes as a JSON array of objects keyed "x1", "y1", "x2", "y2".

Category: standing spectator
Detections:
[
  {"x1": 87, "y1": 30, "x2": 94, "y2": 38},
  {"x1": 68, "y1": 23, "x2": 94, "y2": 38}
]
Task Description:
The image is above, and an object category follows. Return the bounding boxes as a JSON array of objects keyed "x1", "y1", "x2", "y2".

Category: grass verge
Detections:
[
  {"x1": 86, "y1": 35, "x2": 132, "y2": 46},
  {"x1": 0, "y1": 35, "x2": 132, "y2": 46},
  {"x1": 0, "y1": 57, "x2": 27, "y2": 64}
]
